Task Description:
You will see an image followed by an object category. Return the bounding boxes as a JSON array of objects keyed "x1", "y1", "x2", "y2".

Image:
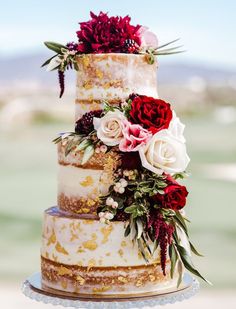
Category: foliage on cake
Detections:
[
  {"x1": 42, "y1": 11, "x2": 184, "y2": 97},
  {"x1": 54, "y1": 94, "x2": 209, "y2": 286}
]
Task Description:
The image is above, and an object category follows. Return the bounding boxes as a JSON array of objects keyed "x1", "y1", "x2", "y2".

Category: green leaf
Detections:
[
  {"x1": 76, "y1": 139, "x2": 91, "y2": 151},
  {"x1": 137, "y1": 239, "x2": 149, "y2": 263},
  {"x1": 157, "y1": 38, "x2": 180, "y2": 50},
  {"x1": 176, "y1": 244, "x2": 211, "y2": 285},
  {"x1": 175, "y1": 211, "x2": 189, "y2": 237},
  {"x1": 177, "y1": 260, "x2": 184, "y2": 288},
  {"x1": 124, "y1": 224, "x2": 131, "y2": 237},
  {"x1": 156, "y1": 50, "x2": 186, "y2": 56},
  {"x1": 169, "y1": 244, "x2": 178, "y2": 279},
  {"x1": 41, "y1": 54, "x2": 58, "y2": 67},
  {"x1": 189, "y1": 241, "x2": 204, "y2": 257},
  {"x1": 81, "y1": 145, "x2": 94, "y2": 165},
  {"x1": 136, "y1": 219, "x2": 143, "y2": 239},
  {"x1": 44, "y1": 41, "x2": 67, "y2": 54},
  {"x1": 52, "y1": 136, "x2": 62, "y2": 144},
  {"x1": 124, "y1": 205, "x2": 137, "y2": 214}
]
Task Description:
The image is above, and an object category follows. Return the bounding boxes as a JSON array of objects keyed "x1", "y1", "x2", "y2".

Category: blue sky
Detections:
[{"x1": 1, "y1": 0, "x2": 236, "y2": 69}]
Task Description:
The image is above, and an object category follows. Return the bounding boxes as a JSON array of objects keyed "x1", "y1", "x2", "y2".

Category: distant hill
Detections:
[{"x1": 0, "y1": 53, "x2": 235, "y2": 88}]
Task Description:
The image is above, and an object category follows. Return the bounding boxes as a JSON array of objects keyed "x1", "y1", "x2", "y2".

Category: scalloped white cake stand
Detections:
[{"x1": 22, "y1": 272, "x2": 199, "y2": 308}]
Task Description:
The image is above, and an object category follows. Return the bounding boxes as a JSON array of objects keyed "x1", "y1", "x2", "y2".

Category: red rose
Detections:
[
  {"x1": 76, "y1": 12, "x2": 142, "y2": 54},
  {"x1": 129, "y1": 95, "x2": 173, "y2": 134},
  {"x1": 153, "y1": 175, "x2": 188, "y2": 210}
]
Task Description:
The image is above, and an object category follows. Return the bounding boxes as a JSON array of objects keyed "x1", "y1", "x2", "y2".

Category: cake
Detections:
[{"x1": 41, "y1": 11, "x2": 208, "y2": 296}]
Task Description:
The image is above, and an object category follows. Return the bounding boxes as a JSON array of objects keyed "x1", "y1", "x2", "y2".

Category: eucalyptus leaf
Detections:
[
  {"x1": 124, "y1": 224, "x2": 131, "y2": 237},
  {"x1": 157, "y1": 38, "x2": 180, "y2": 50},
  {"x1": 44, "y1": 41, "x2": 67, "y2": 54},
  {"x1": 41, "y1": 54, "x2": 58, "y2": 67},
  {"x1": 190, "y1": 241, "x2": 204, "y2": 257},
  {"x1": 177, "y1": 260, "x2": 184, "y2": 288},
  {"x1": 124, "y1": 205, "x2": 137, "y2": 214},
  {"x1": 76, "y1": 139, "x2": 91, "y2": 151},
  {"x1": 81, "y1": 145, "x2": 94, "y2": 165},
  {"x1": 175, "y1": 211, "x2": 189, "y2": 237},
  {"x1": 137, "y1": 239, "x2": 148, "y2": 263},
  {"x1": 136, "y1": 219, "x2": 143, "y2": 240},
  {"x1": 176, "y1": 244, "x2": 211, "y2": 284},
  {"x1": 169, "y1": 244, "x2": 178, "y2": 279}
]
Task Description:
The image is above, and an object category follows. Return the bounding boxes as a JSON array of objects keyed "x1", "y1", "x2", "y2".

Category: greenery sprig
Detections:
[{"x1": 53, "y1": 131, "x2": 98, "y2": 165}]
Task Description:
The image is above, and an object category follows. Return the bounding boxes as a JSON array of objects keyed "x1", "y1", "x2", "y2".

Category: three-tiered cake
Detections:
[{"x1": 41, "y1": 11, "x2": 207, "y2": 296}]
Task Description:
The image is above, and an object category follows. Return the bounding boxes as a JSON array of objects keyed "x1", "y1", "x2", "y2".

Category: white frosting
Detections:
[
  {"x1": 41, "y1": 207, "x2": 160, "y2": 267},
  {"x1": 58, "y1": 164, "x2": 110, "y2": 199}
]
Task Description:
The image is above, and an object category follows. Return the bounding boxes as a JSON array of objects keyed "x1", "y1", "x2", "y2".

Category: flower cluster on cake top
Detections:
[{"x1": 42, "y1": 11, "x2": 183, "y2": 97}]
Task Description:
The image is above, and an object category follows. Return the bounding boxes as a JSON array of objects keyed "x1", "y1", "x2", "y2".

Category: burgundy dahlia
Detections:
[
  {"x1": 76, "y1": 11, "x2": 142, "y2": 54},
  {"x1": 75, "y1": 110, "x2": 103, "y2": 135}
]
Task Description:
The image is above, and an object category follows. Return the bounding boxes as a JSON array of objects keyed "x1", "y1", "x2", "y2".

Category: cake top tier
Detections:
[
  {"x1": 43, "y1": 11, "x2": 183, "y2": 98},
  {"x1": 75, "y1": 53, "x2": 158, "y2": 120}
]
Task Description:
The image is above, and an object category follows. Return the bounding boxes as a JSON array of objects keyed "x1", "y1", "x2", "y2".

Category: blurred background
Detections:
[{"x1": 0, "y1": 0, "x2": 236, "y2": 308}]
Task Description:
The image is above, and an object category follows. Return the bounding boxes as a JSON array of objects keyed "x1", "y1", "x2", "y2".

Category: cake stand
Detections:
[{"x1": 22, "y1": 272, "x2": 199, "y2": 308}]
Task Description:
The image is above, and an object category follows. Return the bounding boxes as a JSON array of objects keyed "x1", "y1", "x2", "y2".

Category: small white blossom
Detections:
[
  {"x1": 118, "y1": 187, "x2": 125, "y2": 194},
  {"x1": 104, "y1": 212, "x2": 114, "y2": 220},
  {"x1": 106, "y1": 197, "x2": 114, "y2": 206},
  {"x1": 112, "y1": 201, "x2": 118, "y2": 209},
  {"x1": 119, "y1": 178, "x2": 128, "y2": 187}
]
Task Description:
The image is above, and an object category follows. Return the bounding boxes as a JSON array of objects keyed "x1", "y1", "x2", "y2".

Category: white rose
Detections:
[
  {"x1": 168, "y1": 111, "x2": 186, "y2": 143},
  {"x1": 93, "y1": 110, "x2": 125, "y2": 146},
  {"x1": 139, "y1": 129, "x2": 190, "y2": 175}
]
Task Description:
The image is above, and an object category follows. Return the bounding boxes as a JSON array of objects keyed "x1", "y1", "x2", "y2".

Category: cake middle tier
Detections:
[{"x1": 58, "y1": 143, "x2": 120, "y2": 215}]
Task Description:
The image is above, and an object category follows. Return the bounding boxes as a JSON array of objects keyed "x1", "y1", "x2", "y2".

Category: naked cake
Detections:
[{"x1": 41, "y1": 11, "x2": 207, "y2": 296}]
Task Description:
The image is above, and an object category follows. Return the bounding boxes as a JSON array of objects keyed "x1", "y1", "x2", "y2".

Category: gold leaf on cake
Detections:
[
  {"x1": 96, "y1": 69, "x2": 103, "y2": 79},
  {"x1": 100, "y1": 225, "x2": 113, "y2": 244},
  {"x1": 118, "y1": 276, "x2": 128, "y2": 283},
  {"x1": 61, "y1": 281, "x2": 68, "y2": 289},
  {"x1": 55, "y1": 242, "x2": 69, "y2": 255},
  {"x1": 47, "y1": 230, "x2": 56, "y2": 246},
  {"x1": 82, "y1": 55, "x2": 90, "y2": 67},
  {"x1": 76, "y1": 275, "x2": 85, "y2": 285},
  {"x1": 106, "y1": 252, "x2": 111, "y2": 256},
  {"x1": 80, "y1": 176, "x2": 94, "y2": 187},
  {"x1": 118, "y1": 249, "x2": 124, "y2": 257},
  {"x1": 135, "y1": 279, "x2": 143, "y2": 287},
  {"x1": 83, "y1": 82, "x2": 93, "y2": 90},
  {"x1": 149, "y1": 275, "x2": 156, "y2": 282},
  {"x1": 58, "y1": 266, "x2": 72, "y2": 276},
  {"x1": 82, "y1": 240, "x2": 98, "y2": 251},
  {"x1": 87, "y1": 259, "x2": 96, "y2": 271},
  {"x1": 121, "y1": 241, "x2": 127, "y2": 247},
  {"x1": 52, "y1": 253, "x2": 58, "y2": 262},
  {"x1": 83, "y1": 220, "x2": 94, "y2": 225},
  {"x1": 93, "y1": 286, "x2": 111, "y2": 293}
]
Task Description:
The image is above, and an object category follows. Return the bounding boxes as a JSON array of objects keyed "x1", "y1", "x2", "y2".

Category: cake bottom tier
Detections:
[
  {"x1": 41, "y1": 257, "x2": 177, "y2": 295},
  {"x1": 41, "y1": 207, "x2": 178, "y2": 295}
]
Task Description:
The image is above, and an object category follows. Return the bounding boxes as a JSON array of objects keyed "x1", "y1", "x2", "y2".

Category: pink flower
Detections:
[
  {"x1": 119, "y1": 121, "x2": 152, "y2": 152},
  {"x1": 139, "y1": 26, "x2": 158, "y2": 48}
]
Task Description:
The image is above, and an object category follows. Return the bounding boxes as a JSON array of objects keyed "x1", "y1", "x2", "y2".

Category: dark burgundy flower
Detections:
[
  {"x1": 75, "y1": 110, "x2": 103, "y2": 135},
  {"x1": 76, "y1": 11, "x2": 142, "y2": 54},
  {"x1": 121, "y1": 151, "x2": 142, "y2": 170},
  {"x1": 152, "y1": 175, "x2": 188, "y2": 211},
  {"x1": 129, "y1": 95, "x2": 173, "y2": 134},
  {"x1": 148, "y1": 210, "x2": 174, "y2": 275},
  {"x1": 66, "y1": 42, "x2": 78, "y2": 51}
]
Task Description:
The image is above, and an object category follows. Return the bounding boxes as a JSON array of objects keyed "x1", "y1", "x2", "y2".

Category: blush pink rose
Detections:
[
  {"x1": 139, "y1": 26, "x2": 158, "y2": 48},
  {"x1": 119, "y1": 121, "x2": 152, "y2": 152}
]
